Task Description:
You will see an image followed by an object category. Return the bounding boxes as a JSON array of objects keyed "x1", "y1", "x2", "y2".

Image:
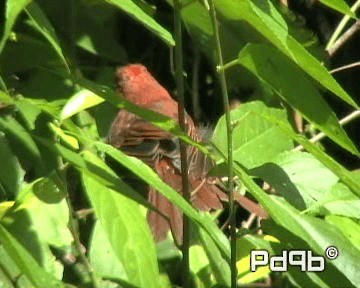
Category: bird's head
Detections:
[{"x1": 115, "y1": 64, "x2": 171, "y2": 106}]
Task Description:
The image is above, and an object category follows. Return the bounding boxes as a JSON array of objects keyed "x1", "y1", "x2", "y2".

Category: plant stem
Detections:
[
  {"x1": 54, "y1": 129, "x2": 98, "y2": 288},
  {"x1": 173, "y1": 1, "x2": 191, "y2": 287},
  {"x1": 330, "y1": 61, "x2": 360, "y2": 74},
  {"x1": 208, "y1": 1, "x2": 237, "y2": 287},
  {"x1": 326, "y1": 0, "x2": 360, "y2": 51},
  {"x1": 327, "y1": 20, "x2": 360, "y2": 57}
]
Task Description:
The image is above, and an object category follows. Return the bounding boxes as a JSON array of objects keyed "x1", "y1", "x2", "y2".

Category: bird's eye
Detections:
[{"x1": 122, "y1": 74, "x2": 133, "y2": 81}]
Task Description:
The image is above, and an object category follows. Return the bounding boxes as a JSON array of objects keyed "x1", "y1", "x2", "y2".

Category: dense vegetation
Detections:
[{"x1": 0, "y1": 0, "x2": 359, "y2": 287}]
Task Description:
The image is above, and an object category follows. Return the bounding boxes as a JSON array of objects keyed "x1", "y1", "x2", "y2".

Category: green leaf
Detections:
[
  {"x1": 0, "y1": 133, "x2": 23, "y2": 197},
  {"x1": 15, "y1": 98, "x2": 63, "y2": 123},
  {"x1": 104, "y1": 0, "x2": 174, "y2": 46},
  {"x1": 1, "y1": 176, "x2": 72, "y2": 281},
  {"x1": 251, "y1": 109, "x2": 360, "y2": 197},
  {"x1": 305, "y1": 183, "x2": 360, "y2": 219},
  {"x1": 212, "y1": 101, "x2": 293, "y2": 169},
  {"x1": 0, "y1": 0, "x2": 31, "y2": 54},
  {"x1": 252, "y1": 152, "x2": 339, "y2": 210},
  {"x1": 0, "y1": 224, "x2": 65, "y2": 288},
  {"x1": 82, "y1": 152, "x2": 160, "y2": 288},
  {"x1": 60, "y1": 89, "x2": 104, "y2": 121},
  {"x1": 233, "y1": 164, "x2": 360, "y2": 287},
  {"x1": 263, "y1": 220, "x2": 353, "y2": 288},
  {"x1": 238, "y1": 44, "x2": 358, "y2": 155},
  {"x1": 215, "y1": 0, "x2": 358, "y2": 109},
  {"x1": 198, "y1": 228, "x2": 230, "y2": 287},
  {"x1": 25, "y1": 2, "x2": 70, "y2": 73},
  {"x1": 318, "y1": 0, "x2": 356, "y2": 17},
  {"x1": 89, "y1": 221, "x2": 129, "y2": 282},
  {"x1": 94, "y1": 141, "x2": 230, "y2": 259},
  {"x1": 15, "y1": 98, "x2": 43, "y2": 130},
  {"x1": 0, "y1": 116, "x2": 42, "y2": 162},
  {"x1": 189, "y1": 244, "x2": 214, "y2": 288},
  {"x1": 325, "y1": 215, "x2": 360, "y2": 249},
  {"x1": 2, "y1": 176, "x2": 73, "y2": 249},
  {"x1": 35, "y1": 137, "x2": 151, "y2": 210}
]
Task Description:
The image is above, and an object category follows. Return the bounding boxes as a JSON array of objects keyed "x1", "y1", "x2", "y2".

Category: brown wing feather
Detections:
[{"x1": 148, "y1": 159, "x2": 183, "y2": 243}]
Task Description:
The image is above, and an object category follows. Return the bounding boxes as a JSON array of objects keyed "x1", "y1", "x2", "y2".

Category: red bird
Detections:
[
  {"x1": 107, "y1": 64, "x2": 227, "y2": 243},
  {"x1": 108, "y1": 64, "x2": 267, "y2": 243}
]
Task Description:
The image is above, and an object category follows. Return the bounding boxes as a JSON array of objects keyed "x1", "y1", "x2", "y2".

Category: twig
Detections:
[
  {"x1": 208, "y1": 1, "x2": 237, "y2": 287},
  {"x1": 326, "y1": 0, "x2": 360, "y2": 50},
  {"x1": 327, "y1": 20, "x2": 360, "y2": 57},
  {"x1": 242, "y1": 213, "x2": 257, "y2": 229},
  {"x1": 330, "y1": 61, "x2": 360, "y2": 74},
  {"x1": 75, "y1": 208, "x2": 94, "y2": 219},
  {"x1": 293, "y1": 110, "x2": 360, "y2": 152},
  {"x1": 173, "y1": 1, "x2": 191, "y2": 287},
  {"x1": 294, "y1": 110, "x2": 303, "y2": 133},
  {"x1": 191, "y1": 48, "x2": 202, "y2": 122}
]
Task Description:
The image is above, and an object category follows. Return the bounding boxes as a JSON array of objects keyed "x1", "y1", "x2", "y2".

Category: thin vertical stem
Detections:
[
  {"x1": 208, "y1": 1, "x2": 237, "y2": 287},
  {"x1": 173, "y1": 1, "x2": 191, "y2": 288},
  {"x1": 53, "y1": 127, "x2": 98, "y2": 288}
]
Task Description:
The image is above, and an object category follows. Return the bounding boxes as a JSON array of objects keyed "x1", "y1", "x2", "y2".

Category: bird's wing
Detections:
[{"x1": 107, "y1": 106, "x2": 181, "y2": 167}]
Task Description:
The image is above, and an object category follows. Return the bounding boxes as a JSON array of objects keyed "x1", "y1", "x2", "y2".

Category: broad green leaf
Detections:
[
  {"x1": 89, "y1": 221, "x2": 131, "y2": 283},
  {"x1": 189, "y1": 244, "x2": 214, "y2": 288},
  {"x1": 60, "y1": 89, "x2": 104, "y2": 121},
  {"x1": 199, "y1": 228, "x2": 230, "y2": 287},
  {"x1": 263, "y1": 219, "x2": 353, "y2": 288},
  {"x1": 237, "y1": 44, "x2": 358, "y2": 155},
  {"x1": 15, "y1": 98, "x2": 42, "y2": 130},
  {"x1": 25, "y1": 2, "x2": 70, "y2": 72},
  {"x1": 16, "y1": 97, "x2": 63, "y2": 121},
  {"x1": 35, "y1": 137, "x2": 152, "y2": 209},
  {"x1": 252, "y1": 152, "x2": 339, "y2": 210},
  {"x1": 104, "y1": 0, "x2": 174, "y2": 46},
  {"x1": 82, "y1": 152, "x2": 160, "y2": 288},
  {"x1": 2, "y1": 177, "x2": 73, "y2": 249},
  {"x1": 233, "y1": 164, "x2": 360, "y2": 287},
  {"x1": 0, "y1": 224, "x2": 65, "y2": 288},
  {"x1": 319, "y1": 0, "x2": 355, "y2": 17},
  {"x1": 215, "y1": 0, "x2": 358, "y2": 109},
  {"x1": 0, "y1": 0, "x2": 31, "y2": 54},
  {"x1": 251, "y1": 109, "x2": 360, "y2": 197},
  {"x1": 1, "y1": 177, "x2": 71, "y2": 281},
  {"x1": 305, "y1": 183, "x2": 360, "y2": 219},
  {"x1": 212, "y1": 101, "x2": 293, "y2": 169},
  {"x1": 325, "y1": 215, "x2": 360, "y2": 249},
  {"x1": 0, "y1": 116, "x2": 42, "y2": 162},
  {"x1": 94, "y1": 141, "x2": 230, "y2": 259},
  {"x1": 0, "y1": 134, "x2": 23, "y2": 197}
]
